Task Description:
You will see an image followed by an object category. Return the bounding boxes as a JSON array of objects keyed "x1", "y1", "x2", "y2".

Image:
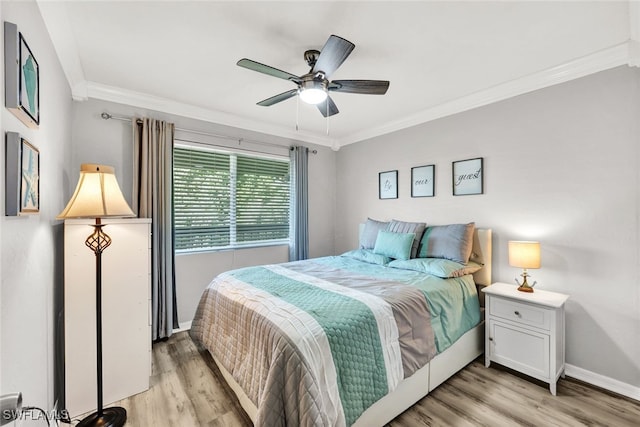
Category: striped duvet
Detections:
[{"x1": 190, "y1": 255, "x2": 480, "y2": 426}]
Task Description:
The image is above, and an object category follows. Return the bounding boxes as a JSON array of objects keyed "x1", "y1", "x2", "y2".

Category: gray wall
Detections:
[
  {"x1": 0, "y1": 1, "x2": 73, "y2": 415},
  {"x1": 335, "y1": 66, "x2": 640, "y2": 389},
  {"x1": 71, "y1": 98, "x2": 336, "y2": 325}
]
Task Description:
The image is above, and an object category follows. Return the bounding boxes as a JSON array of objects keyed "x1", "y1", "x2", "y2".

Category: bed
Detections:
[{"x1": 190, "y1": 222, "x2": 492, "y2": 427}]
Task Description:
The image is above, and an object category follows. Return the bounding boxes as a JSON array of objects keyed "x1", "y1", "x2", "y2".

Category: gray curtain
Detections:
[
  {"x1": 133, "y1": 118, "x2": 178, "y2": 341},
  {"x1": 289, "y1": 146, "x2": 309, "y2": 261}
]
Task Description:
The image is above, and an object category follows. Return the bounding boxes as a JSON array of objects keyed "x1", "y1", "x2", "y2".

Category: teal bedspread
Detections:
[
  {"x1": 191, "y1": 253, "x2": 481, "y2": 427},
  {"x1": 311, "y1": 255, "x2": 481, "y2": 354}
]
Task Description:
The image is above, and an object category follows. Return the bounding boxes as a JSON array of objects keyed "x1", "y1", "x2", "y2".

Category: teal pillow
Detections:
[
  {"x1": 373, "y1": 231, "x2": 416, "y2": 260},
  {"x1": 386, "y1": 219, "x2": 426, "y2": 258}
]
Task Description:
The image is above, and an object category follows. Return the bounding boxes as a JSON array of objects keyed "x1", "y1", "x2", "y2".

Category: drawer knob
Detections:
[
  {"x1": 489, "y1": 337, "x2": 493, "y2": 341},
  {"x1": 514, "y1": 311, "x2": 521, "y2": 316}
]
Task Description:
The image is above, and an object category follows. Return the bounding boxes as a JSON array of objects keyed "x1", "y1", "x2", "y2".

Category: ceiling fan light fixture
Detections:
[
  {"x1": 299, "y1": 87, "x2": 327, "y2": 104},
  {"x1": 299, "y1": 77, "x2": 328, "y2": 104}
]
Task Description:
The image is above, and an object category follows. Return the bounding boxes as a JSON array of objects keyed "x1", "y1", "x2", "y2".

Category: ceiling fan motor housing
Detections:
[{"x1": 304, "y1": 49, "x2": 321, "y2": 68}]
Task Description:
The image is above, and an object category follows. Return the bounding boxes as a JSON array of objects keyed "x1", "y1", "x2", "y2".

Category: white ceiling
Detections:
[{"x1": 38, "y1": 1, "x2": 638, "y2": 149}]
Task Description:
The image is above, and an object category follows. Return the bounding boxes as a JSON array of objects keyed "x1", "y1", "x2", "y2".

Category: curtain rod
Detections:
[{"x1": 100, "y1": 112, "x2": 317, "y2": 154}]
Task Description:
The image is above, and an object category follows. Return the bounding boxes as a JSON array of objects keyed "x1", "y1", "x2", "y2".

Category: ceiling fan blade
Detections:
[
  {"x1": 312, "y1": 35, "x2": 355, "y2": 78},
  {"x1": 237, "y1": 58, "x2": 301, "y2": 83},
  {"x1": 257, "y1": 89, "x2": 299, "y2": 106},
  {"x1": 316, "y1": 96, "x2": 339, "y2": 117},
  {"x1": 329, "y1": 80, "x2": 390, "y2": 95}
]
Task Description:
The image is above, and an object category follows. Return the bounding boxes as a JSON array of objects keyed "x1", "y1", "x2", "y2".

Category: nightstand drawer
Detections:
[{"x1": 490, "y1": 297, "x2": 550, "y2": 330}]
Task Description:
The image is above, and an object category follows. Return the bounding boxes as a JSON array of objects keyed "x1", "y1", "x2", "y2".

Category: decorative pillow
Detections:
[
  {"x1": 341, "y1": 249, "x2": 391, "y2": 266},
  {"x1": 385, "y1": 219, "x2": 426, "y2": 258},
  {"x1": 360, "y1": 217, "x2": 389, "y2": 250},
  {"x1": 417, "y1": 222, "x2": 475, "y2": 264},
  {"x1": 388, "y1": 258, "x2": 483, "y2": 278},
  {"x1": 373, "y1": 231, "x2": 416, "y2": 261}
]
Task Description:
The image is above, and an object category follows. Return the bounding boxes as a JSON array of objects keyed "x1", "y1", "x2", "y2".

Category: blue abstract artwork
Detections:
[{"x1": 19, "y1": 34, "x2": 39, "y2": 124}]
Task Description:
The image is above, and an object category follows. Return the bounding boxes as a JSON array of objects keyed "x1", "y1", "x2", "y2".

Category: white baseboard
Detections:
[
  {"x1": 173, "y1": 321, "x2": 192, "y2": 334},
  {"x1": 565, "y1": 363, "x2": 640, "y2": 401}
]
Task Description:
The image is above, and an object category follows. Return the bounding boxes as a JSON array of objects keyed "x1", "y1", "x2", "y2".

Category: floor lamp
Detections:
[{"x1": 57, "y1": 164, "x2": 135, "y2": 427}]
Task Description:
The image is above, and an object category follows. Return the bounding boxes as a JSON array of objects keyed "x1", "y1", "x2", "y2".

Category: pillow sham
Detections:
[
  {"x1": 417, "y1": 222, "x2": 475, "y2": 264},
  {"x1": 385, "y1": 219, "x2": 426, "y2": 259},
  {"x1": 388, "y1": 258, "x2": 483, "y2": 278},
  {"x1": 373, "y1": 231, "x2": 416, "y2": 261},
  {"x1": 341, "y1": 249, "x2": 391, "y2": 266},
  {"x1": 360, "y1": 217, "x2": 389, "y2": 250}
]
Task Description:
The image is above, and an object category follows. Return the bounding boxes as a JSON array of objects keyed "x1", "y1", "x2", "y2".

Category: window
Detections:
[{"x1": 173, "y1": 146, "x2": 290, "y2": 251}]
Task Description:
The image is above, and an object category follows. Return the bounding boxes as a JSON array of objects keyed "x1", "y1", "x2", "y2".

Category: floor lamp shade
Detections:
[
  {"x1": 57, "y1": 164, "x2": 133, "y2": 427},
  {"x1": 57, "y1": 164, "x2": 134, "y2": 219}
]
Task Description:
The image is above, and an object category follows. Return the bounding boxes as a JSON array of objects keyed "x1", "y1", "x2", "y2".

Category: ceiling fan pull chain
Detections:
[
  {"x1": 296, "y1": 94, "x2": 299, "y2": 131},
  {"x1": 327, "y1": 107, "x2": 329, "y2": 136},
  {"x1": 326, "y1": 102, "x2": 330, "y2": 135}
]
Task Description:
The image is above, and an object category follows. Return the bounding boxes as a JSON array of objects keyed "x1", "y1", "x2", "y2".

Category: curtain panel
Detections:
[
  {"x1": 133, "y1": 118, "x2": 178, "y2": 341},
  {"x1": 289, "y1": 145, "x2": 309, "y2": 261}
]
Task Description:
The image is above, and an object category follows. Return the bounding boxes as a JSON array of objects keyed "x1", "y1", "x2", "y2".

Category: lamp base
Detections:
[
  {"x1": 76, "y1": 407, "x2": 126, "y2": 427},
  {"x1": 516, "y1": 270, "x2": 535, "y2": 293}
]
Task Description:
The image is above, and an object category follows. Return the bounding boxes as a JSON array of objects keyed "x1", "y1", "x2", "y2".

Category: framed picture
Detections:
[
  {"x1": 452, "y1": 157, "x2": 483, "y2": 196},
  {"x1": 411, "y1": 165, "x2": 435, "y2": 197},
  {"x1": 4, "y1": 22, "x2": 40, "y2": 128},
  {"x1": 379, "y1": 170, "x2": 398, "y2": 199},
  {"x1": 5, "y1": 132, "x2": 39, "y2": 215}
]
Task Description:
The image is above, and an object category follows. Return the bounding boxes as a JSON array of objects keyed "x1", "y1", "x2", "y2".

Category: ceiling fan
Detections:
[{"x1": 237, "y1": 35, "x2": 390, "y2": 117}]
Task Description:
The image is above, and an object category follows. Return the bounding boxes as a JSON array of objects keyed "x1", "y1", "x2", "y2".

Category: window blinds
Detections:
[{"x1": 173, "y1": 146, "x2": 290, "y2": 251}]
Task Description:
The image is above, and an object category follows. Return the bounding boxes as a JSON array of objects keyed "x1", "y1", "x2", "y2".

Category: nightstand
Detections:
[{"x1": 482, "y1": 282, "x2": 569, "y2": 395}]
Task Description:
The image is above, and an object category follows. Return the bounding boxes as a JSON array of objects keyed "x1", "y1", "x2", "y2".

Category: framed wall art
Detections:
[
  {"x1": 6, "y1": 131, "x2": 39, "y2": 215},
  {"x1": 452, "y1": 157, "x2": 483, "y2": 196},
  {"x1": 5, "y1": 21, "x2": 40, "y2": 129},
  {"x1": 411, "y1": 165, "x2": 435, "y2": 197},
  {"x1": 379, "y1": 170, "x2": 398, "y2": 199}
]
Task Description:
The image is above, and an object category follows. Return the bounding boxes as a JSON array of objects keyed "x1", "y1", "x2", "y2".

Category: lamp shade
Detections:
[
  {"x1": 57, "y1": 164, "x2": 135, "y2": 219},
  {"x1": 508, "y1": 241, "x2": 541, "y2": 269}
]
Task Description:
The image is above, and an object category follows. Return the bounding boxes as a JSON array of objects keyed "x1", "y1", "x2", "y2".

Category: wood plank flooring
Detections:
[{"x1": 98, "y1": 331, "x2": 640, "y2": 426}]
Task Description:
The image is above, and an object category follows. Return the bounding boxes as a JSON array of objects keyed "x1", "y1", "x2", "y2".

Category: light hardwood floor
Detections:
[{"x1": 96, "y1": 331, "x2": 640, "y2": 426}]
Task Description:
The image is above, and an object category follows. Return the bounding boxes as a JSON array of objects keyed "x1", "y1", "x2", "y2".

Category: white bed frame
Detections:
[{"x1": 210, "y1": 228, "x2": 492, "y2": 427}]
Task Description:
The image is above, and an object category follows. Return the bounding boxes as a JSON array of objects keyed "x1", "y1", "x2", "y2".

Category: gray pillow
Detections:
[
  {"x1": 385, "y1": 219, "x2": 426, "y2": 258},
  {"x1": 418, "y1": 223, "x2": 475, "y2": 264},
  {"x1": 360, "y1": 218, "x2": 389, "y2": 249}
]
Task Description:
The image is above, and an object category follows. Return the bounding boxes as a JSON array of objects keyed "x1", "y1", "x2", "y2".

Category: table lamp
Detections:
[
  {"x1": 508, "y1": 241, "x2": 540, "y2": 293},
  {"x1": 57, "y1": 164, "x2": 135, "y2": 427}
]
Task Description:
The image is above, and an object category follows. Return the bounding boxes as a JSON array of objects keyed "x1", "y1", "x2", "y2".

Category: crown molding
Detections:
[
  {"x1": 76, "y1": 42, "x2": 630, "y2": 150},
  {"x1": 339, "y1": 42, "x2": 631, "y2": 147},
  {"x1": 84, "y1": 82, "x2": 339, "y2": 149},
  {"x1": 629, "y1": 0, "x2": 640, "y2": 67},
  {"x1": 37, "y1": 1, "x2": 87, "y2": 100}
]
